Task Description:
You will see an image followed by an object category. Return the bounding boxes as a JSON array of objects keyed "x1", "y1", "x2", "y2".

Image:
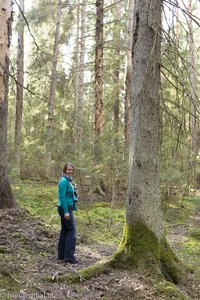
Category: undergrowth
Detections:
[
  {"x1": 11, "y1": 180, "x2": 200, "y2": 273},
  {"x1": 12, "y1": 180, "x2": 125, "y2": 245}
]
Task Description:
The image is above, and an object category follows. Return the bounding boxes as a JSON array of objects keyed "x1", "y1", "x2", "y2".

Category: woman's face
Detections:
[{"x1": 66, "y1": 165, "x2": 74, "y2": 177}]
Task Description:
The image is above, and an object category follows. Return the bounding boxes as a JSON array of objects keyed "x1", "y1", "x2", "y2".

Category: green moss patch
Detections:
[
  {"x1": 43, "y1": 260, "x2": 111, "y2": 283},
  {"x1": 12, "y1": 182, "x2": 58, "y2": 226},
  {"x1": 189, "y1": 228, "x2": 200, "y2": 240},
  {"x1": 177, "y1": 236, "x2": 200, "y2": 273},
  {"x1": 156, "y1": 281, "x2": 188, "y2": 300},
  {"x1": 77, "y1": 206, "x2": 124, "y2": 244},
  {"x1": 0, "y1": 274, "x2": 21, "y2": 293},
  {"x1": 79, "y1": 259, "x2": 111, "y2": 280},
  {"x1": 164, "y1": 196, "x2": 200, "y2": 228},
  {"x1": 111, "y1": 222, "x2": 185, "y2": 284},
  {"x1": 112, "y1": 222, "x2": 160, "y2": 267},
  {"x1": 160, "y1": 238, "x2": 184, "y2": 284}
]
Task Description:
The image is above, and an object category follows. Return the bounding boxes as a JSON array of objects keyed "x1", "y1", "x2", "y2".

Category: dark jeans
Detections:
[{"x1": 57, "y1": 206, "x2": 76, "y2": 261}]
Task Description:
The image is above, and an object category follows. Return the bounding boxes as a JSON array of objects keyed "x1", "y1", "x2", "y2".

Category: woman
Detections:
[{"x1": 57, "y1": 162, "x2": 78, "y2": 264}]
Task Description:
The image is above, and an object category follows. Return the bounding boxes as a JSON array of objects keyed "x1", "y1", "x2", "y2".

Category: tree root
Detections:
[
  {"x1": 42, "y1": 259, "x2": 111, "y2": 283},
  {"x1": 43, "y1": 225, "x2": 189, "y2": 286}
]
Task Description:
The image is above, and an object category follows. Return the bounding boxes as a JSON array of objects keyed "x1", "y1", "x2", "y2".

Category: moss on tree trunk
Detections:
[
  {"x1": 110, "y1": 222, "x2": 185, "y2": 284},
  {"x1": 43, "y1": 223, "x2": 186, "y2": 286}
]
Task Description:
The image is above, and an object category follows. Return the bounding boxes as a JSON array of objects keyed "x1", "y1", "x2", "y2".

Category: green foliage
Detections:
[
  {"x1": 8, "y1": 0, "x2": 200, "y2": 208},
  {"x1": 8, "y1": 0, "x2": 131, "y2": 187}
]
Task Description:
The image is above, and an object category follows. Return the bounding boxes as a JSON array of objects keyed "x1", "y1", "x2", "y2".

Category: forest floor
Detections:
[{"x1": 0, "y1": 181, "x2": 200, "y2": 300}]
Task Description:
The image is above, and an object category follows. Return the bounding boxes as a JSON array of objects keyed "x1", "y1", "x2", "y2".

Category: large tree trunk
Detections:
[
  {"x1": 127, "y1": 0, "x2": 163, "y2": 241},
  {"x1": 94, "y1": 0, "x2": 104, "y2": 161},
  {"x1": 0, "y1": 0, "x2": 15, "y2": 208},
  {"x1": 113, "y1": 0, "x2": 183, "y2": 283},
  {"x1": 14, "y1": 0, "x2": 24, "y2": 177},
  {"x1": 46, "y1": 0, "x2": 62, "y2": 178},
  {"x1": 124, "y1": 0, "x2": 134, "y2": 148}
]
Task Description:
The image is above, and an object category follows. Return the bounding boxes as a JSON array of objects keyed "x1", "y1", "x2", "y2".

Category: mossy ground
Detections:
[
  {"x1": 0, "y1": 180, "x2": 199, "y2": 299},
  {"x1": 156, "y1": 281, "x2": 188, "y2": 300},
  {"x1": 110, "y1": 223, "x2": 185, "y2": 285},
  {"x1": 12, "y1": 180, "x2": 125, "y2": 245}
]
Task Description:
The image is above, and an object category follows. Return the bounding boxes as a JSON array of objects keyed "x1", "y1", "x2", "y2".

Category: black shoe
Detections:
[{"x1": 64, "y1": 258, "x2": 79, "y2": 264}]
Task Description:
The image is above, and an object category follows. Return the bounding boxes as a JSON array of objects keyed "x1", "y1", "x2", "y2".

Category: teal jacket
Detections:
[{"x1": 58, "y1": 176, "x2": 75, "y2": 214}]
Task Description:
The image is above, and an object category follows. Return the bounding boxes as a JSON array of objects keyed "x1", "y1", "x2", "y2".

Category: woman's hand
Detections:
[{"x1": 64, "y1": 213, "x2": 70, "y2": 220}]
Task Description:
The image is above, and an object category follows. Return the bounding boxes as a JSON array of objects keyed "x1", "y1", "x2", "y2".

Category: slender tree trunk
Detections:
[
  {"x1": 14, "y1": 0, "x2": 24, "y2": 177},
  {"x1": 77, "y1": 0, "x2": 86, "y2": 150},
  {"x1": 113, "y1": 1, "x2": 183, "y2": 282},
  {"x1": 0, "y1": 0, "x2": 15, "y2": 208},
  {"x1": 188, "y1": 0, "x2": 197, "y2": 154},
  {"x1": 171, "y1": 0, "x2": 180, "y2": 160},
  {"x1": 175, "y1": 0, "x2": 180, "y2": 46},
  {"x1": 110, "y1": 0, "x2": 121, "y2": 207},
  {"x1": 74, "y1": 0, "x2": 80, "y2": 146},
  {"x1": 94, "y1": 0, "x2": 104, "y2": 161},
  {"x1": 113, "y1": 0, "x2": 121, "y2": 139},
  {"x1": 124, "y1": 0, "x2": 134, "y2": 148},
  {"x1": 46, "y1": 0, "x2": 62, "y2": 178}
]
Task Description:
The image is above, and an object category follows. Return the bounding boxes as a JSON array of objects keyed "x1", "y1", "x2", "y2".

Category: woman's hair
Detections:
[{"x1": 63, "y1": 162, "x2": 74, "y2": 174}]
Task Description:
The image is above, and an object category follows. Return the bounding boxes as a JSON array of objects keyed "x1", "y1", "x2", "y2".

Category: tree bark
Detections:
[
  {"x1": 113, "y1": 0, "x2": 121, "y2": 139},
  {"x1": 0, "y1": 0, "x2": 15, "y2": 208},
  {"x1": 74, "y1": 0, "x2": 80, "y2": 146},
  {"x1": 76, "y1": 0, "x2": 86, "y2": 151},
  {"x1": 188, "y1": 0, "x2": 197, "y2": 154},
  {"x1": 112, "y1": 0, "x2": 183, "y2": 282},
  {"x1": 124, "y1": 0, "x2": 134, "y2": 148},
  {"x1": 94, "y1": 0, "x2": 104, "y2": 161},
  {"x1": 46, "y1": 0, "x2": 62, "y2": 178},
  {"x1": 127, "y1": 0, "x2": 163, "y2": 239},
  {"x1": 14, "y1": 0, "x2": 24, "y2": 176}
]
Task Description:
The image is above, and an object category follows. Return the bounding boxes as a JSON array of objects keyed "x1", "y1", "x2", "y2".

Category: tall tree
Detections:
[
  {"x1": 46, "y1": 0, "x2": 62, "y2": 178},
  {"x1": 74, "y1": 0, "x2": 86, "y2": 151},
  {"x1": 113, "y1": 0, "x2": 182, "y2": 281},
  {"x1": 124, "y1": 0, "x2": 134, "y2": 147},
  {"x1": 14, "y1": 0, "x2": 24, "y2": 176},
  {"x1": 188, "y1": 0, "x2": 197, "y2": 154},
  {"x1": 113, "y1": 0, "x2": 121, "y2": 139},
  {"x1": 0, "y1": 0, "x2": 15, "y2": 208},
  {"x1": 74, "y1": 0, "x2": 80, "y2": 146},
  {"x1": 77, "y1": 0, "x2": 86, "y2": 150},
  {"x1": 94, "y1": 0, "x2": 104, "y2": 161}
]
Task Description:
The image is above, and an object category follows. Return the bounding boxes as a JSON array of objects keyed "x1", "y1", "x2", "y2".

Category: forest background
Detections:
[
  {"x1": 1, "y1": 0, "x2": 200, "y2": 299},
  {"x1": 8, "y1": 0, "x2": 200, "y2": 197}
]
